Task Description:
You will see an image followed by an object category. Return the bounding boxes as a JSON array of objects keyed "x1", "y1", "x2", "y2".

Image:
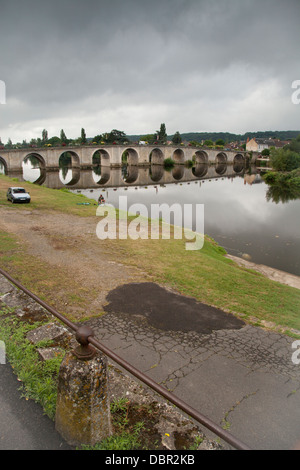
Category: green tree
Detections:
[
  {"x1": 215, "y1": 139, "x2": 225, "y2": 146},
  {"x1": 81, "y1": 128, "x2": 87, "y2": 144},
  {"x1": 47, "y1": 136, "x2": 61, "y2": 147},
  {"x1": 172, "y1": 131, "x2": 182, "y2": 145},
  {"x1": 93, "y1": 134, "x2": 103, "y2": 144},
  {"x1": 29, "y1": 138, "x2": 37, "y2": 146},
  {"x1": 157, "y1": 123, "x2": 167, "y2": 144},
  {"x1": 204, "y1": 140, "x2": 214, "y2": 147},
  {"x1": 42, "y1": 129, "x2": 48, "y2": 142},
  {"x1": 140, "y1": 134, "x2": 156, "y2": 144},
  {"x1": 270, "y1": 148, "x2": 300, "y2": 171},
  {"x1": 60, "y1": 129, "x2": 68, "y2": 145},
  {"x1": 105, "y1": 129, "x2": 127, "y2": 144},
  {"x1": 5, "y1": 138, "x2": 13, "y2": 149},
  {"x1": 285, "y1": 134, "x2": 300, "y2": 154}
]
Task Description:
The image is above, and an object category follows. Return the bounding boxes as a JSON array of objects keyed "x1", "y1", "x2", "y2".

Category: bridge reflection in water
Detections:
[{"x1": 3, "y1": 159, "x2": 258, "y2": 190}]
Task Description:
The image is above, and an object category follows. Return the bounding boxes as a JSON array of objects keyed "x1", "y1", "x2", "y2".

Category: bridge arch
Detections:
[
  {"x1": 0, "y1": 156, "x2": 8, "y2": 174},
  {"x1": 93, "y1": 166, "x2": 111, "y2": 185},
  {"x1": 172, "y1": 165, "x2": 184, "y2": 181},
  {"x1": 233, "y1": 154, "x2": 244, "y2": 173},
  {"x1": 233, "y1": 153, "x2": 245, "y2": 174},
  {"x1": 122, "y1": 148, "x2": 139, "y2": 166},
  {"x1": 215, "y1": 152, "x2": 227, "y2": 164},
  {"x1": 92, "y1": 149, "x2": 110, "y2": 166},
  {"x1": 149, "y1": 165, "x2": 164, "y2": 182},
  {"x1": 172, "y1": 148, "x2": 185, "y2": 164},
  {"x1": 233, "y1": 153, "x2": 244, "y2": 164},
  {"x1": 59, "y1": 150, "x2": 80, "y2": 168},
  {"x1": 215, "y1": 162, "x2": 227, "y2": 175},
  {"x1": 92, "y1": 149, "x2": 111, "y2": 184},
  {"x1": 23, "y1": 153, "x2": 46, "y2": 184},
  {"x1": 24, "y1": 152, "x2": 46, "y2": 169},
  {"x1": 149, "y1": 148, "x2": 164, "y2": 165},
  {"x1": 122, "y1": 164, "x2": 138, "y2": 184},
  {"x1": 192, "y1": 162, "x2": 208, "y2": 178},
  {"x1": 59, "y1": 151, "x2": 80, "y2": 185},
  {"x1": 193, "y1": 150, "x2": 208, "y2": 164}
]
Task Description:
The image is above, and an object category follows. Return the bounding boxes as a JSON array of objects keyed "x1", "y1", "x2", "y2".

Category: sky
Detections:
[{"x1": 0, "y1": 0, "x2": 299, "y2": 143}]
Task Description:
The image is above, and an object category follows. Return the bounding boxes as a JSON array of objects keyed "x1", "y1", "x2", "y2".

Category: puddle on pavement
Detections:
[{"x1": 104, "y1": 282, "x2": 245, "y2": 334}]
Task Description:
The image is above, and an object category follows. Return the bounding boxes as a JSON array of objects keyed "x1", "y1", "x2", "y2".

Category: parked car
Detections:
[{"x1": 7, "y1": 187, "x2": 31, "y2": 203}]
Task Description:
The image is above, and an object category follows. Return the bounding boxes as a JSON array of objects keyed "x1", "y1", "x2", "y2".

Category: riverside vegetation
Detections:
[{"x1": 263, "y1": 134, "x2": 300, "y2": 204}]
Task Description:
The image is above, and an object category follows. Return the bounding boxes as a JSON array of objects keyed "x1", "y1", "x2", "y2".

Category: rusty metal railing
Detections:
[{"x1": 0, "y1": 267, "x2": 251, "y2": 450}]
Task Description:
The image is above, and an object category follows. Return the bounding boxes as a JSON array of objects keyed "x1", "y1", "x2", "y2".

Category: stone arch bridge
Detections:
[{"x1": 0, "y1": 144, "x2": 250, "y2": 174}]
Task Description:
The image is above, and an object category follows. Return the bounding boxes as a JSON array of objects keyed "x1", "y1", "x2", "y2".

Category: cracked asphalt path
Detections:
[{"x1": 86, "y1": 281, "x2": 300, "y2": 450}]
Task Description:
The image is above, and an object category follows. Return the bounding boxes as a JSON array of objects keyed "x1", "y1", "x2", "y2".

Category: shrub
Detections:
[
  {"x1": 163, "y1": 158, "x2": 175, "y2": 169},
  {"x1": 270, "y1": 148, "x2": 300, "y2": 172}
]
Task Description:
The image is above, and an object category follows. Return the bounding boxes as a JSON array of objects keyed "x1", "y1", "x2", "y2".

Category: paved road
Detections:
[
  {"x1": 1, "y1": 274, "x2": 300, "y2": 450},
  {"x1": 0, "y1": 362, "x2": 72, "y2": 450},
  {"x1": 86, "y1": 282, "x2": 300, "y2": 450}
]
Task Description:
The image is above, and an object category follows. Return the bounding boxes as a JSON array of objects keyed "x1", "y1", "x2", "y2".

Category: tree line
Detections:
[{"x1": 1, "y1": 125, "x2": 299, "y2": 150}]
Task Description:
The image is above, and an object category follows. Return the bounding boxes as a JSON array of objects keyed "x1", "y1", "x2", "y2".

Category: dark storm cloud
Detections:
[{"x1": 0, "y1": 0, "x2": 299, "y2": 141}]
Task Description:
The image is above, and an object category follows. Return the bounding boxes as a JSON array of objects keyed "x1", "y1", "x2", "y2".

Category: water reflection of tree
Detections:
[
  {"x1": 59, "y1": 152, "x2": 72, "y2": 167},
  {"x1": 266, "y1": 184, "x2": 300, "y2": 204},
  {"x1": 59, "y1": 152, "x2": 72, "y2": 180},
  {"x1": 93, "y1": 164, "x2": 102, "y2": 176},
  {"x1": 264, "y1": 169, "x2": 300, "y2": 204},
  {"x1": 25, "y1": 155, "x2": 40, "y2": 168}
]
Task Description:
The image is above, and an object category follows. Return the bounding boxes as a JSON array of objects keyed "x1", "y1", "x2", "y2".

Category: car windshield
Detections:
[{"x1": 12, "y1": 189, "x2": 26, "y2": 194}]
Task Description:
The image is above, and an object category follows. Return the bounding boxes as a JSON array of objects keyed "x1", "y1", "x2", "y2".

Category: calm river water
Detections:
[
  {"x1": 76, "y1": 168, "x2": 300, "y2": 277},
  {"x1": 3, "y1": 161, "x2": 300, "y2": 276}
]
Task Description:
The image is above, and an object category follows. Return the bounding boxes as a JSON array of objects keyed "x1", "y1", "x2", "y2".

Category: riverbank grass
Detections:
[{"x1": 0, "y1": 175, "x2": 97, "y2": 216}]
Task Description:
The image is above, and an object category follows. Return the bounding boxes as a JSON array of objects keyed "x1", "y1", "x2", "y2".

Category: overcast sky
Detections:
[{"x1": 0, "y1": 0, "x2": 299, "y2": 143}]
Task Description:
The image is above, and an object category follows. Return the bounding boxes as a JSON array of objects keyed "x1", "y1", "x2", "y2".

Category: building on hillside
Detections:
[
  {"x1": 246, "y1": 138, "x2": 269, "y2": 152},
  {"x1": 246, "y1": 137, "x2": 288, "y2": 152}
]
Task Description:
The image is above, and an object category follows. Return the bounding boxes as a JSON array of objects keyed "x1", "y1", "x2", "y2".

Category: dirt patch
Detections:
[{"x1": 0, "y1": 206, "x2": 146, "y2": 316}]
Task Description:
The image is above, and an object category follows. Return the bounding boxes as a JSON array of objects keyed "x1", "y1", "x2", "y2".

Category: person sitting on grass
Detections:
[{"x1": 98, "y1": 194, "x2": 105, "y2": 205}]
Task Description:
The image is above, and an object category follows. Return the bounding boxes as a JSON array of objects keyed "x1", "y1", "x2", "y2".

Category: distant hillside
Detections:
[{"x1": 127, "y1": 130, "x2": 300, "y2": 143}]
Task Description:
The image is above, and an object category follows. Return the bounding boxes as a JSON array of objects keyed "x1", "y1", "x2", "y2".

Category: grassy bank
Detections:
[
  {"x1": 1, "y1": 174, "x2": 300, "y2": 333},
  {"x1": 0, "y1": 176, "x2": 98, "y2": 216},
  {"x1": 106, "y1": 235, "x2": 300, "y2": 332}
]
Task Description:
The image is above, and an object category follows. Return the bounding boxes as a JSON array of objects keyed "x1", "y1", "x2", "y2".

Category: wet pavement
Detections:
[{"x1": 1, "y1": 274, "x2": 300, "y2": 450}]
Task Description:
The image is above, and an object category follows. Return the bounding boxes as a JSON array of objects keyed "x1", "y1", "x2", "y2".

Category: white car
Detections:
[{"x1": 7, "y1": 187, "x2": 31, "y2": 203}]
